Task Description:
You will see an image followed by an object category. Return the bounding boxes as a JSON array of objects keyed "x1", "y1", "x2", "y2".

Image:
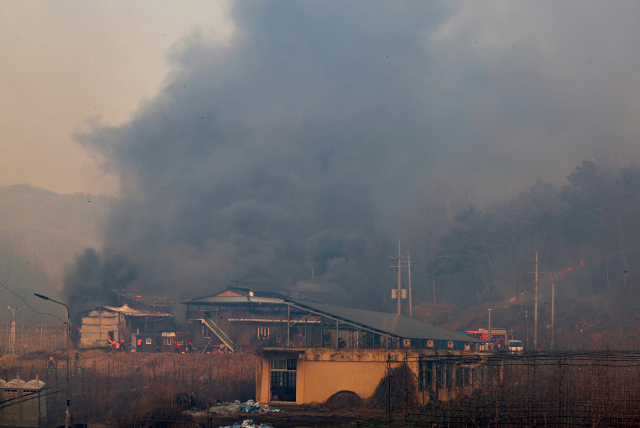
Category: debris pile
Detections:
[
  {"x1": 219, "y1": 420, "x2": 273, "y2": 428},
  {"x1": 210, "y1": 400, "x2": 280, "y2": 415},
  {"x1": 240, "y1": 400, "x2": 281, "y2": 413}
]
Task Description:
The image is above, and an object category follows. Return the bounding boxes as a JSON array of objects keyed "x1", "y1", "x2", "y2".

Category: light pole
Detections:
[
  {"x1": 488, "y1": 308, "x2": 492, "y2": 351},
  {"x1": 34, "y1": 294, "x2": 71, "y2": 428}
]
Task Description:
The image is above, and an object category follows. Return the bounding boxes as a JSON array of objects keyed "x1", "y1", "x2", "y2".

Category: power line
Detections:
[{"x1": 0, "y1": 279, "x2": 65, "y2": 323}]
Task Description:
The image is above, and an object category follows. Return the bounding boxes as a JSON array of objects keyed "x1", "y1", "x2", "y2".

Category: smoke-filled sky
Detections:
[{"x1": 4, "y1": 1, "x2": 640, "y2": 310}]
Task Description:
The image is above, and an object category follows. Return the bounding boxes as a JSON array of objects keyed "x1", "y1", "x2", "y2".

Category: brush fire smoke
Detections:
[{"x1": 60, "y1": 2, "x2": 640, "y2": 315}]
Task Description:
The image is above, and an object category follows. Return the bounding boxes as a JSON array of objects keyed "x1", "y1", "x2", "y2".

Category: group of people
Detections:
[
  {"x1": 48, "y1": 349, "x2": 81, "y2": 368},
  {"x1": 107, "y1": 336, "x2": 129, "y2": 351}
]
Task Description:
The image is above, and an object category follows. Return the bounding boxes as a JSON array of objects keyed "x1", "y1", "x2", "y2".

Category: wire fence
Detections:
[
  {"x1": 384, "y1": 350, "x2": 640, "y2": 427},
  {"x1": 0, "y1": 351, "x2": 256, "y2": 427},
  {"x1": 0, "y1": 323, "x2": 66, "y2": 355},
  {"x1": 4, "y1": 350, "x2": 640, "y2": 427}
]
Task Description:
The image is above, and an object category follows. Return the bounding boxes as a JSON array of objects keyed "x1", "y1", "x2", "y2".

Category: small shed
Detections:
[
  {"x1": 133, "y1": 333, "x2": 160, "y2": 353},
  {"x1": 0, "y1": 376, "x2": 46, "y2": 426},
  {"x1": 160, "y1": 332, "x2": 190, "y2": 353},
  {"x1": 78, "y1": 305, "x2": 173, "y2": 349},
  {"x1": 78, "y1": 307, "x2": 121, "y2": 348}
]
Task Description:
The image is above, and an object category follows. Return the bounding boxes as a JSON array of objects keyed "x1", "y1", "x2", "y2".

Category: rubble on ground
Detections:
[
  {"x1": 240, "y1": 400, "x2": 281, "y2": 413},
  {"x1": 210, "y1": 400, "x2": 281, "y2": 415},
  {"x1": 210, "y1": 400, "x2": 240, "y2": 414},
  {"x1": 219, "y1": 420, "x2": 273, "y2": 428}
]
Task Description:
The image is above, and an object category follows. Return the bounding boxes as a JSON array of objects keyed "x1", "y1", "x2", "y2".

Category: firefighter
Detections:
[
  {"x1": 75, "y1": 349, "x2": 80, "y2": 363},
  {"x1": 174, "y1": 341, "x2": 180, "y2": 353},
  {"x1": 187, "y1": 342, "x2": 193, "y2": 353},
  {"x1": 137, "y1": 338, "x2": 142, "y2": 352},
  {"x1": 48, "y1": 356, "x2": 55, "y2": 368}
]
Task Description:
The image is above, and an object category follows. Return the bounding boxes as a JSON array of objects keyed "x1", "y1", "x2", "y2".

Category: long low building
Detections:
[
  {"x1": 257, "y1": 347, "x2": 490, "y2": 405},
  {"x1": 182, "y1": 281, "x2": 487, "y2": 404},
  {"x1": 182, "y1": 281, "x2": 483, "y2": 353}
]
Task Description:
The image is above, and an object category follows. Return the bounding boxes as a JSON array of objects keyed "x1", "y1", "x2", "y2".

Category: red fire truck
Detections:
[{"x1": 466, "y1": 328, "x2": 512, "y2": 349}]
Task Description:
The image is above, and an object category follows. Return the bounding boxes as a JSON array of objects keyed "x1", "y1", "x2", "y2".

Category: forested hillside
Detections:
[{"x1": 407, "y1": 159, "x2": 640, "y2": 349}]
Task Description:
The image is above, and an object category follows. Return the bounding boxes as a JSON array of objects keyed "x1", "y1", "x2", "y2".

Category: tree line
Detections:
[{"x1": 406, "y1": 159, "x2": 640, "y2": 307}]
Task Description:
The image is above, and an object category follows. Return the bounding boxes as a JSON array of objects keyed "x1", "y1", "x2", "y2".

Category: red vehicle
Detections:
[{"x1": 466, "y1": 328, "x2": 512, "y2": 349}]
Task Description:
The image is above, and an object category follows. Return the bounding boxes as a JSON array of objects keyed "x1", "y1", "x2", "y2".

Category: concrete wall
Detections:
[{"x1": 256, "y1": 347, "x2": 488, "y2": 406}]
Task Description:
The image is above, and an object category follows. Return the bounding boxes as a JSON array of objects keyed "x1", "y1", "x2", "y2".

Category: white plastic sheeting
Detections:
[
  {"x1": 210, "y1": 400, "x2": 280, "y2": 415},
  {"x1": 219, "y1": 420, "x2": 273, "y2": 428}
]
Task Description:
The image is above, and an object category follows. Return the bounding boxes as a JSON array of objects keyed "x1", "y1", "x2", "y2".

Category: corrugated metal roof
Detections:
[
  {"x1": 230, "y1": 281, "x2": 357, "y2": 306},
  {"x1": 103, "y1": 305, "x2": 172, "y2": 317},
  {"x1": 112, "y1": 289, "x2": 173, "y2": 307},
  {"x1": 291, "y1": 300, "x2": 483, "y2": 343}
]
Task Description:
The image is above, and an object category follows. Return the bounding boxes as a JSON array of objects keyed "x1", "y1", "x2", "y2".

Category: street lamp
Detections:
[{"x1": 34, "y1": 294, "x2": 71, "y2": 428}]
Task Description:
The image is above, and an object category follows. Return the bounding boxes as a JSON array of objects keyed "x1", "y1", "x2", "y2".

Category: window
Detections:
[
  {"x1": 178, "y1": 339, "x2": 184, "y2": 345},
  {"x1": 146, "y1": 338, "x2": 152, "y2": 345},
  {"x1": 419, "y1": 360, "x2": 433, "y2": 392},
  {"x1": 164, "y1": 337, "x2": 172, "y2": 345},
  {"x1": 270, "y1": 358, "x2": 297, "y2": 402},
  {"x1": 456, "y1": 367, "x2": 463, "y2": 387},
  {"x1": 203, "y1": 325, "x2": 211, "y2": 338},
  {"x1": 257, "y1": 326, "x2": 270, "y2": 339},
  {"x1": 445, "y1": 363, "x2": 453, "y2": 389},
  {"x1": 436, "y1": 362, "x2": 444, "y2": 390}
]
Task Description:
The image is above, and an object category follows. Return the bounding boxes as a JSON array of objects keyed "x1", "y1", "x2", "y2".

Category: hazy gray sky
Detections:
[
  {"x1": 3, "y1": 1, "x2": 640, "y2": 204},
  {"x1": 1, "y1": 1, "x2": 234, "y2": 195}
]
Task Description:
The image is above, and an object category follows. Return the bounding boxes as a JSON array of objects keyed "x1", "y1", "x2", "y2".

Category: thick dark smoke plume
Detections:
[
  {"x1": 64, "y1": 2, "x2": 447, "y2": 311},
  {"x1": 63, "y1": 1, "x2": 640, "y2": 313}
]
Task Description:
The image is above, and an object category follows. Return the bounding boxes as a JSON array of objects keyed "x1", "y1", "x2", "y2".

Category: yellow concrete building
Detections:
[{"x1": 256, "y1": 347, "x2": 489, "y2": 405}]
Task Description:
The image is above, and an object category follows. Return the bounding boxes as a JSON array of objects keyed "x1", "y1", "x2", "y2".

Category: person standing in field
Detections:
[{"x1": 48, "y1": 356, "x2": 55, "y2": 368}]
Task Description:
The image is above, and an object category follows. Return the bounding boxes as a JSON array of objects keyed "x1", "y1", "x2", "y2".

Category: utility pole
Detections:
[
  {"x1": 525, "y1": 310, "x2": 529, "y2": 351},
  {"x1": 397, "y1": 242, "x2": 401, "y2": 315},
  {"x1": 388, "y1": 244, "x2": 416, "y2": 316},
  {"x1": 551, "y1": 282, "x2": 555, "y2": 350},
  {"x1": 407, "y1": 250, "x2": 413, "y2": 317},
  {"x1": 535, "y1": 251, "x2": 538, "y2": 351},
  {"x1": 528, "y1": 252, "x2": 544, "y2": 351},
  {"x1": 488, "y1": 308, "x2": 492, "y2": 351}
]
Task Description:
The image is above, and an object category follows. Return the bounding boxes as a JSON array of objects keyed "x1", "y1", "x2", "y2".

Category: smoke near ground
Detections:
[{"x1": 63, "y1": 2, "x2": 640, "y2": 313}]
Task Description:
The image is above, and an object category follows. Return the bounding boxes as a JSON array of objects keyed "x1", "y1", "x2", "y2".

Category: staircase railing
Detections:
[{"x1": 200, "y1": 314, "x2": 241, "y2": 354}]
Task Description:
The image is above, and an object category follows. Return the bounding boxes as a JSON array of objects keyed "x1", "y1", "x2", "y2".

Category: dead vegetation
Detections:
[
  {"x1": 368, "y1": 363, "x2": 416, "y2": 410},
  {"x1": 0, "y1": 349, "x2": 256, "y2": 426},
  {"x1": 324, "y1": 390, "x2": 363, "y2": 409}
]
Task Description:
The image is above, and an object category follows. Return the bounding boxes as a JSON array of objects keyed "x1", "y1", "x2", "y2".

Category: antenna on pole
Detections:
[{"x1": 8, "y1": 306, "x2": 19, "y2": 355}]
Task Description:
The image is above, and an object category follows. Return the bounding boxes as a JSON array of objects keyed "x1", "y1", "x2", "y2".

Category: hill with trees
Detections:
[{"x1": 407, "y1": 159, "x2": 640, "y2": 349}]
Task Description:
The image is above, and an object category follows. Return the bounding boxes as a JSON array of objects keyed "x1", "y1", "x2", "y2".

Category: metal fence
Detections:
[{"x1": 0, "y1": 324, "x2": 66, "y2": 355}]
